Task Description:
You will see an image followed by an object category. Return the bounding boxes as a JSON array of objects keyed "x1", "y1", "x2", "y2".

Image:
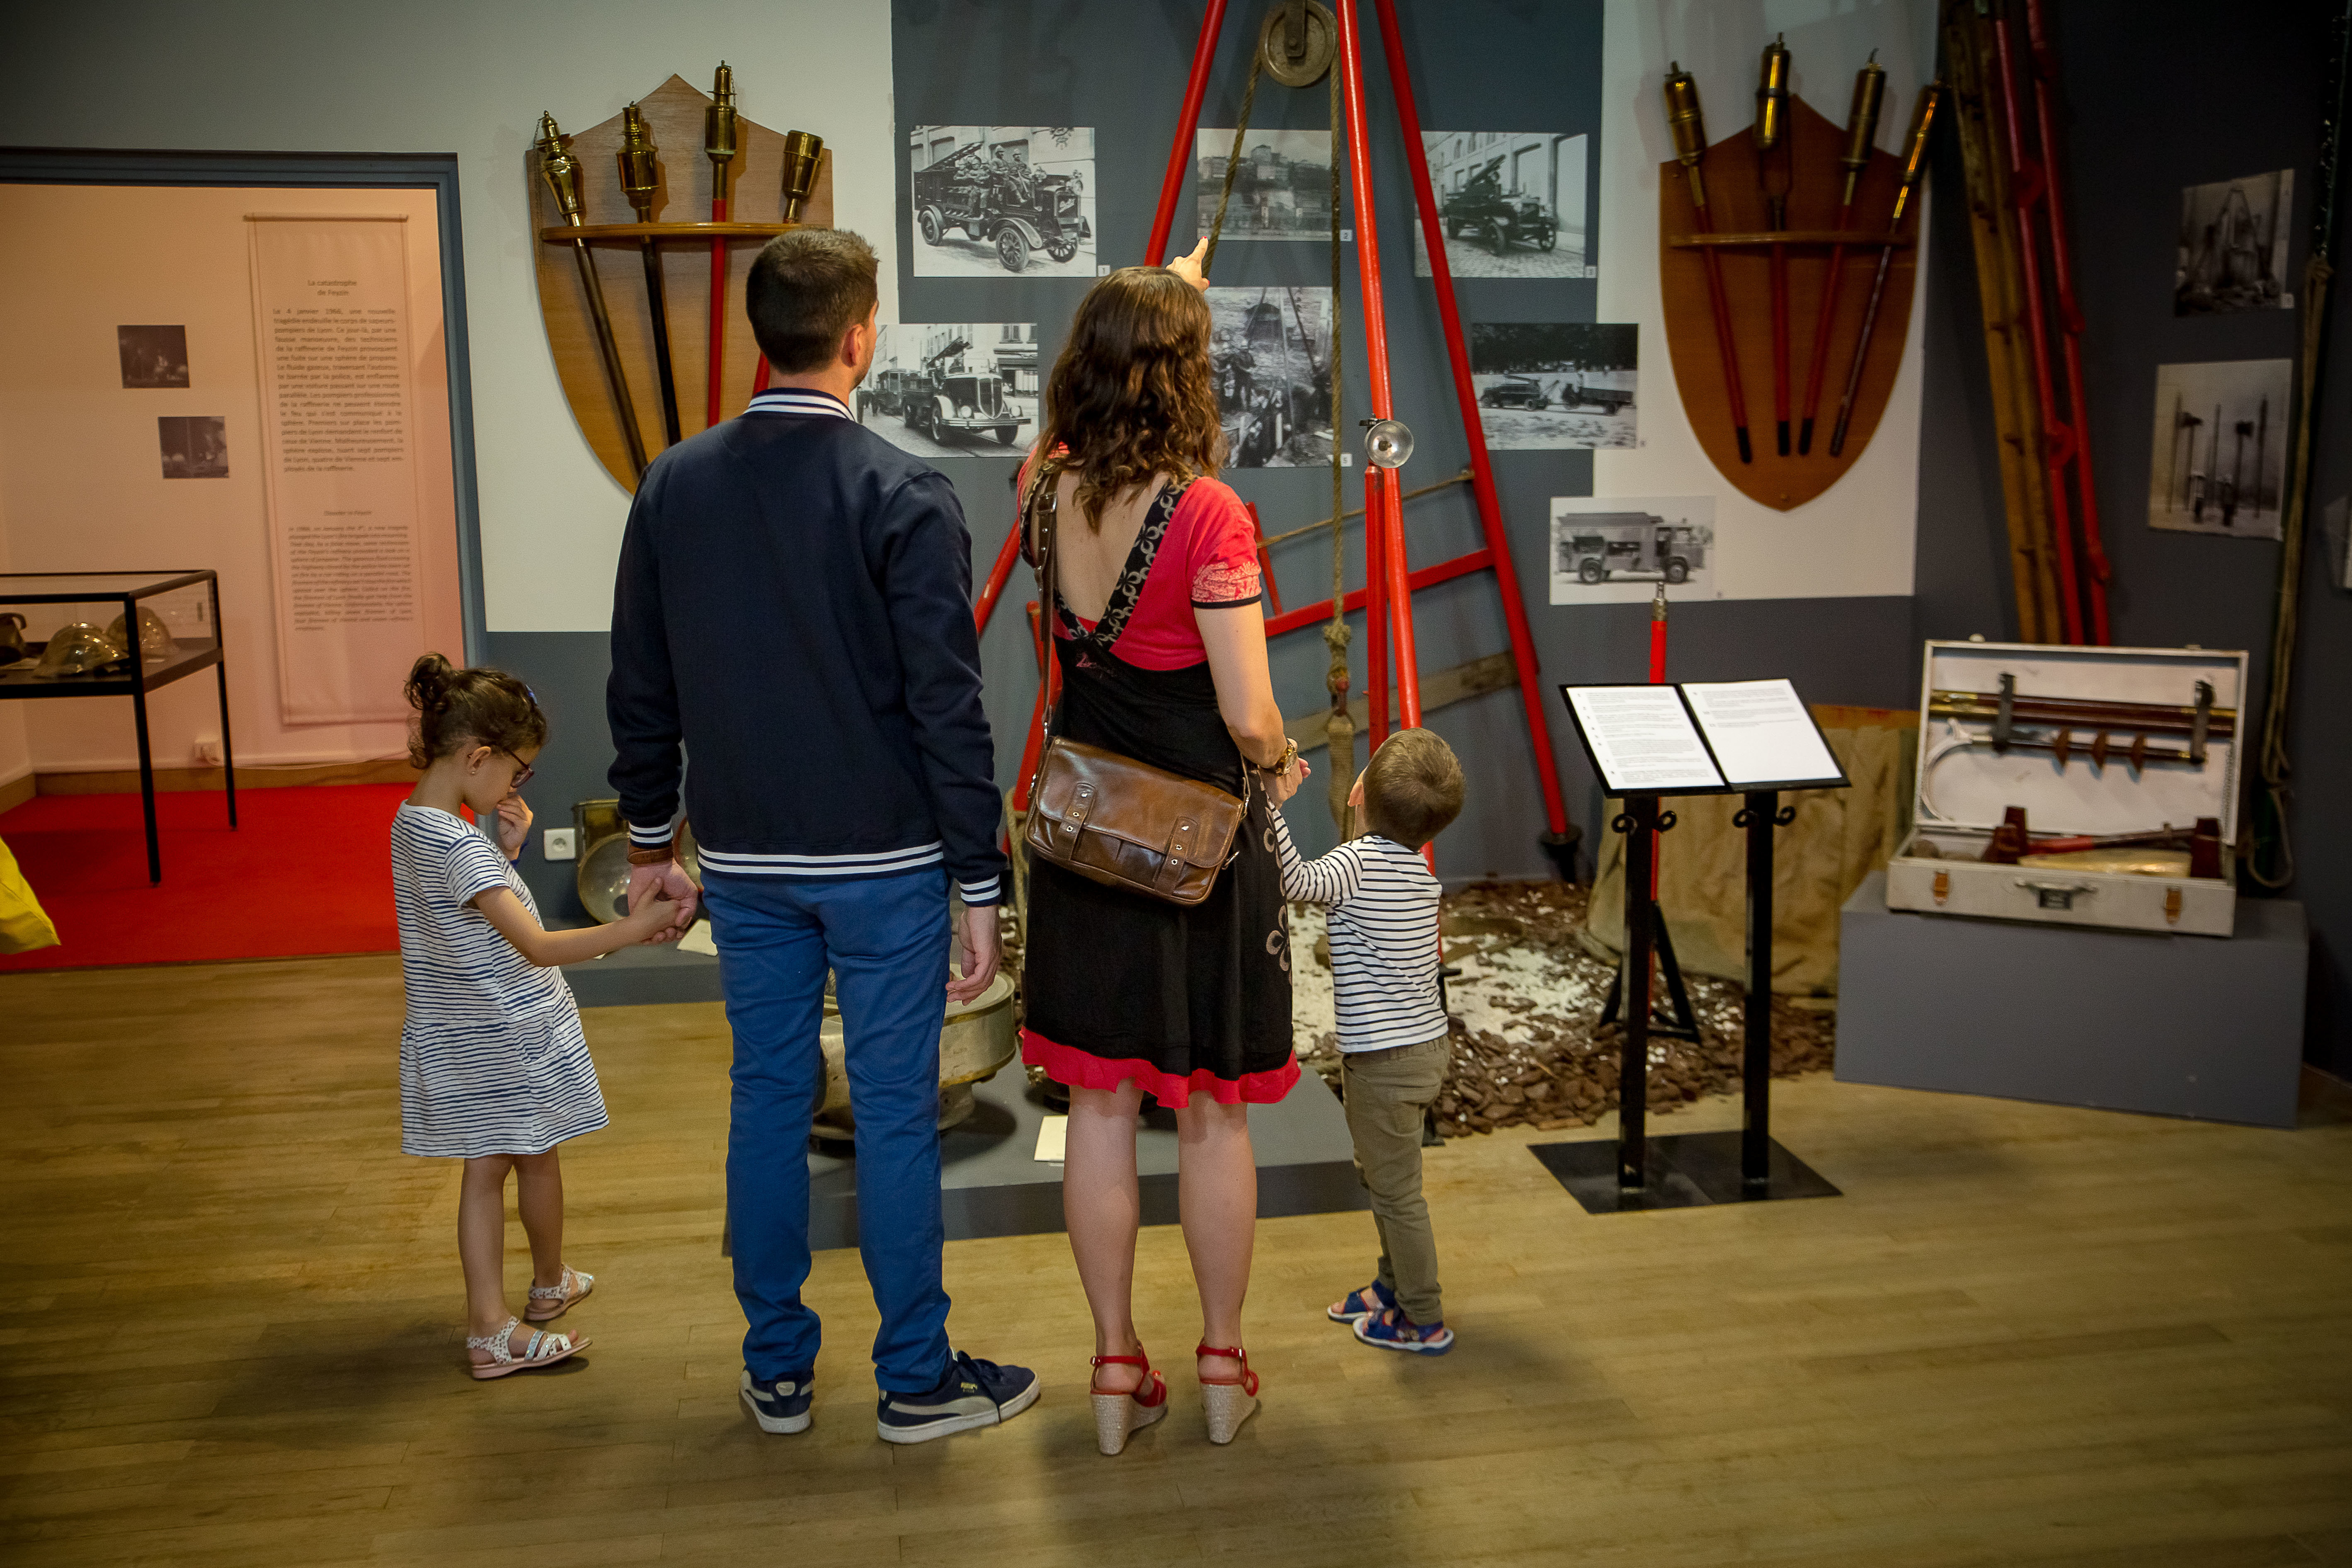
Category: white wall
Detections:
[
  {"x1": 0, "y1": 1, "x2": 899, "y2": 636},
  {"x1": 1596, "y1": 0, "x2": 1938, "y2": 601}
]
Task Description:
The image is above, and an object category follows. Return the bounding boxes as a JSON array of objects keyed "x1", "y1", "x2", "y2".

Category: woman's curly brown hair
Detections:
[{"x1": 1036, "y1": 266, "x2": 1224, "y2": 529}]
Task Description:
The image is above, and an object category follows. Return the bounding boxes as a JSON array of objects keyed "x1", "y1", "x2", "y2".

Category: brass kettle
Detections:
[{"x1": 0, "y1": 612, "x2": 25, "y2": 666}]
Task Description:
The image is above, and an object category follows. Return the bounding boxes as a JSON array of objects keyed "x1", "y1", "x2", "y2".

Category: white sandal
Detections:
[
  {"x1": 467, "y1": 1316, "x2": 587, "y2": 1380},
  {"x1": 524, "y1": 1264, "x2": 595, "y2": 1322}
]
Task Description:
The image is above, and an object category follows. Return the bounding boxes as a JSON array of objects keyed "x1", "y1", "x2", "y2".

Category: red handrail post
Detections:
[
  {"x1": 1146, "y1": 0, "x2": 1232, "y2": 267},
  {"x1": 1370, "y1": 0, "x2": 1571, "y2": 834}
]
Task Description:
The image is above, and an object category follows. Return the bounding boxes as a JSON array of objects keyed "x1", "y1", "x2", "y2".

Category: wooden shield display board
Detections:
[
  {"x1": 527, "y1": 74, "x2": 834, "y2": 492},
  {"x1": 1659, "y1": 95, "x2": 1919, "y2": 511}
]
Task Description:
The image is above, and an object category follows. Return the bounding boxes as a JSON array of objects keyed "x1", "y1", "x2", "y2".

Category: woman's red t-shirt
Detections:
[{"x1": 1018, "y1": 461, "x2": 1264, "y2": 670}]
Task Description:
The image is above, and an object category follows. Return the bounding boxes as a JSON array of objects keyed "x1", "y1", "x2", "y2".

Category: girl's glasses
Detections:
[{"x1": 495, "y1": 749, "x2": 536, "y2": 789}]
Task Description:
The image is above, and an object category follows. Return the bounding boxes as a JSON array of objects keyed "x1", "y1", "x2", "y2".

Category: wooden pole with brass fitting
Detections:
[
  {"x1": 1665, "y1": 63, "x2": 1754, "y2": 463},
  {"x1": 1829, "y1": 81, "x2": 1940, "y2": 457},
  {"x1": 1754, "y1": 35, "x2": 1794, "y2": 456},
  {"x1": 747, "y1": 130, "x2": 827, "y2": 398},
  {"x1": 704, "y1": 61, "x2": 739, "y2": 430},
  {"x1": 617, "y1": 103, "x2": 683, "y2": 446},
  {"x1": 1799, "y1": 52, "x2": 1884, "y2": 454},
  {"x1": 537, "y1": 111, "x2": 647, "y2": 480}
]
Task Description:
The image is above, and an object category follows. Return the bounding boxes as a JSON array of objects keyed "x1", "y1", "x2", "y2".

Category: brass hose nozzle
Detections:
[
  {"x1": 618, "y1": 103, "x2": 661, "y2": 222},
  {"x1": 706, "y1": 62, "x2": 739, "y2": 207},
  {"x1": 535, "y1": 112, "x2": 584, "y2": 225},
  {"x1": 1663, "y1": 63, "x2": 1709, "y2": 209},
  {"x1": 1754, "y1": 35, "x2": 1790, "y2": 154},
  {"x1": 780, "y1": 129, "x2": 824, "y2": 223},
  {"x1": 1841, "y1": 51, "x2": 1888, "y2": 206},
  {"x1": 1887, "y1": 81, "x2": 1944, "y2": 230}
]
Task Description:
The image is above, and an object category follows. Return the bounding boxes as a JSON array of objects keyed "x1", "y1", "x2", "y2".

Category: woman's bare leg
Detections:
[
  {"x1": 1175, "y1": 1093, "x2": 1256, "y2": 1383},
  {"x1": 1064, "y1": 1079, "x2": 1146, "y2": 1393},
  {"x1": 512, "y1": 1148, "x2": 565, "y2": 1289}
]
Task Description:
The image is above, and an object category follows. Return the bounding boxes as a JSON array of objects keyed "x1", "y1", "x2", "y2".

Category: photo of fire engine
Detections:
[
  {"x1": 1206, "y1": 286, "x2": 1334, "y2": 468},
  {"x1": 2146, "y1": 358, "x2": 2289, "y2": 539},
  {"x1": 856, "y1": 322, "x2": 1039, "y2": 458},
  {"x1": 2175, "y1": 168, "x2": 2293, "y2": 315},
  {"x1": 1193, "y1": 128, "x2": 1334, "y2": 241},
  {"x1": 907, "y1": 126, "x2": 1096, "y2": 278},
  {"x1": 1548, "y1": 495, "x2": 1716, "y2": 604},
  {"x1": 1412, "y1": 131, "x2": 1591, "y2": 280},
  {"x1": 1469, "y1": 322, "x2": 1637, "y2": 449}
]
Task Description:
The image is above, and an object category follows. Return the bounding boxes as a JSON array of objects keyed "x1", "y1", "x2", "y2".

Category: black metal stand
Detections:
[
  {"x1": 1597, "y1": 899, "x2": 1700, "y2": 1040},
  {"x1": 1531, "y1": 788, "x2": 1840, "y2": 1214}
]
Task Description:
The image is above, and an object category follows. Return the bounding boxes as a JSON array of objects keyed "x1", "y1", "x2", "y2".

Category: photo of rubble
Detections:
[
  {"x1": 855, "y1": 322, "x2": 1039, "y2": 458},
  {"x1": 1193, "y1": 128, "x2": 1334, "y2": 240},
  {"x1": 1469, "y1": 322, "x2": 1636, "y2": 449},
  {"x1": 1207, "y1": 286, "x2": 1333, "y2": 468}
]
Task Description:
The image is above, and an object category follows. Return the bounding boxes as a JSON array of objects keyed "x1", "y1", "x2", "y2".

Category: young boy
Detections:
[{"x1": 1269, "y1": 727, "x2": 1465, "y2": 1355}]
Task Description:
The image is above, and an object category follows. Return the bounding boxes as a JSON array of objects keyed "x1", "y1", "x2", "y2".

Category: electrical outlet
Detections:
[
  {"x1": 193, "y1": 736, "x2": 221, "y2": 765},
  {"x1": 543, "y1": 828, "x2": 577, "y2": 861}
]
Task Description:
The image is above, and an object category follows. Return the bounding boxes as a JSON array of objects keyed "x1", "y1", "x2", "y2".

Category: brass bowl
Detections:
[{"x1": 574, "y1": 798, "x2": 700, "y2": 923}]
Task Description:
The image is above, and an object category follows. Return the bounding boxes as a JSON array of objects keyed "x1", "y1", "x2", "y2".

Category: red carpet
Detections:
[{"x1": 0, "y1": 783, "x2": 414, "y2": 971}]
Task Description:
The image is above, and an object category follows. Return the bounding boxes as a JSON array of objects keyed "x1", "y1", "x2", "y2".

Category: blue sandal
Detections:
[
  {"x1": 1354, "y1": 1308, "x2": 1454, "y2": 1355},
  {"x1": 1326, "y1": 1279, "x2": 1396, "y2": 1323}
]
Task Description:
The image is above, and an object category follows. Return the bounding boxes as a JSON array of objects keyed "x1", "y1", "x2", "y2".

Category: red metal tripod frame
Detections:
[
  {"x1": 1147, "y1": 0, "x2": 1233, "y2": 266},
  {"x1": 1365, "y1": 467, "x2": 1392, "y2": 741},
  {"x1": 1989, "y1": 9, "x2": 2087, "y2": 645},
  {"x1": 975, "y1": 522, "x2": 1023, "y2": 635},
  {"x1": 1246, "y1": 503, "x2": 1285, "y2": 615},
  {"x1": 2024, "y1": 0, "x2": 2111, "y2": 643},
  {"x1": 1369, "y1": 0, "x2": 1570, "y2": 832}
]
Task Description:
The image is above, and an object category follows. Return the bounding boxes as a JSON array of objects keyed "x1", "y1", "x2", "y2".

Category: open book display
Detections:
[{"x1": 1559, "y1": 678, "x2": 1848, "y2": 797}]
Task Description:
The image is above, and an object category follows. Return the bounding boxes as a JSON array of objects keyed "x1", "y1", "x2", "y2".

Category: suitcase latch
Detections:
[
  {"x1": 2015, "y1": 877, "x2": 2095, "y2": 910},
  {"x1": 2165, "y1": 886, "x2": 2183, "y2": 925},
  {"x1": 1932, "y1": 869, "x2": 1950, "y2": 905}
]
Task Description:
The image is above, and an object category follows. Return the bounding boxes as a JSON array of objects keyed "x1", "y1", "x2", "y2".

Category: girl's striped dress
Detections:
[{"x1": 391, "y1": 802, "x2": 608, "y2": 1157}]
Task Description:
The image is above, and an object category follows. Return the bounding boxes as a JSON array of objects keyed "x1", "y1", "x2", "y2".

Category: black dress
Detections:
[{"x1": 1018, "y1": 477, "x2": 1298, "y2": 1108}]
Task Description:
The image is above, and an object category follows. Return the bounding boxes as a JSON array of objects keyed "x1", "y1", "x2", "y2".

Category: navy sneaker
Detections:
[
  {"x1": 1327, "y1": 1278, "x2": 1396, "y2": 1323},
  {"x1": 740, "y1": 1369, "x2": 815, "y2": 1434},
  {"x1": 875, "y1": 1351, "x2": 1040, "y2": 1445},
  {"x1": 1353, "y1": 1308, "x2": 1455, "y2": 1355}
]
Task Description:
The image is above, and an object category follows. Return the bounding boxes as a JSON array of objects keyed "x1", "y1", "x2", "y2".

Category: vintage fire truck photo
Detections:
[{"x1": 909, "y1": 126, "x2": 1096, "y2": 277}]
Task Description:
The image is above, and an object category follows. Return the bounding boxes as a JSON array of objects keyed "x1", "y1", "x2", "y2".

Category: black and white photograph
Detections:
[
  {"x1": 1549, "y1": 495, "x2": 1716, "y2": 604},
  {"x1": 908, "y1": 126, "x2": 1096, "y2": 277},
  {"x1": 1193, "y1": 128, "x2": 1334, "y2": 241},
  {"x1": 1470, "y1": 322, "x2": 1636, "y2": 449},
  {"x1": 1413, "y1": 131, "x2": 1590, "y2": 279},
  {"x1": 2147, "y1": 359, "x2": 2290, "y2": 538},
  {"x1": 2176, "y1": 168, "x2": 2293, "y2": 315},
  {"x1": 855, "y1": 322, "x2": 1038, "y2": 457},
  {"x1": 117, "y1": 324, "x2": 189, "y2": 388},
  {"x1": 157, "y1": 415, "x2": 228, "y2": 479},
  {"x1": 1208, "y1": 286, "x2": 1333, "y2": 468}
]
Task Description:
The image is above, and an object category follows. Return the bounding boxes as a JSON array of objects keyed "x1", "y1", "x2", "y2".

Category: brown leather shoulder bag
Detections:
[{"x1": 1018, "y1": 463, "x2": 1247, "y2": 907}]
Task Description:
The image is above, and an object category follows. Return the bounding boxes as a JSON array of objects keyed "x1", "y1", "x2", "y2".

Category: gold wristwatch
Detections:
[{"x1": 1261, "y1": 737, "x2": 1299, "y2": 775}]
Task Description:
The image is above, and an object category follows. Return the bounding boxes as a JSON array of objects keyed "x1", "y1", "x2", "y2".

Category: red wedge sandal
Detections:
[
  {"x1": 1195, "y1": 1342, "x2": 1260, "y2": 1444},
  {"x1": 1089, "y1": 1347, "x2": 1168, "y2": 1455}
]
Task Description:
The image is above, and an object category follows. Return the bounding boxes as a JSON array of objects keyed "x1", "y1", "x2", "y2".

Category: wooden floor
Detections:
[{"x1": 3, "y1": 954, "x2": 2350, "y2": 1567}]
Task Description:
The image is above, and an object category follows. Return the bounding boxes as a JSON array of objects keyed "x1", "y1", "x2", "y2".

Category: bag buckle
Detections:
[
  {"x1": 1065, "y1": 781, "x2": 1094, "y2": 841},
  {"x1": 1158, "y1": 816, "x2": 1198, "y2": 894}
]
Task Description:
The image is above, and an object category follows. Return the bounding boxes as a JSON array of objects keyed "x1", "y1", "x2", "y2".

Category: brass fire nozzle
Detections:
[
  {"x1": 1841, "y1": 51, "x2": 1887, "y2": 206},
  {"x1": 1652, "y1": 581, "x2": 1669, "y2": 621},
  {"x1": 1887, "y1": 81, "x2": 1944, "y2": 230},
  {"x1": 618, "y1": 103, "x2": 661, "y2": 222},
  {"x1": 706, "y1": 62, "x2": 739, "y2": 207},
  {"x1": 1753, "y1": 35, "x2": 1790, "y2": 154},
  {"x1": 780, "y1": 129, "x2": 824, "y2": 223},
  {"x1": 535, "y1": 112, "x2": 584, "y2": 226},
  {"x1": 1663, "y1": 63, "x2": 1709, "y2": 209}
]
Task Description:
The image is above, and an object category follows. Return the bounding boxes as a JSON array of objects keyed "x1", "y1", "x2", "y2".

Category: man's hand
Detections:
[
  {"x1": 495, "y1": 794, "x2": 533, "y2": 860},
  {"x1": 627, "y1": 857, "x2": 700, "y2": 941},
  {"x1": 946, "y1": 903, "x2": 1001, "y2": 1003},
  {"x1": 1166, "y1": 235, "x2": 1212, "y2": 293}
]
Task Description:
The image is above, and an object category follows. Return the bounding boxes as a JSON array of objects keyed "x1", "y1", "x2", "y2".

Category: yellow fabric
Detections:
[
  {"x1": 1585, "y1": 725, "x2": 1915, "y2": 996},
  {"x1": 0, "y1": 835, "x2": 60, "y2": 955}
]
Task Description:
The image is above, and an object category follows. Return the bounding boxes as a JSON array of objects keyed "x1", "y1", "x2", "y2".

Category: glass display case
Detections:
[{"x1": 0, "y1": 570, "x2": 234, "y2": 882}]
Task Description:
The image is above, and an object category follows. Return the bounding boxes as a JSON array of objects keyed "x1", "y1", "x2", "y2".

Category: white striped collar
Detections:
[{"x1": 745, "y1": 388, "x2": 853, "y2": 420}]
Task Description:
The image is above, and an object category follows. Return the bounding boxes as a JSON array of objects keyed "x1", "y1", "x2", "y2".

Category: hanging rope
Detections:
[{"x1": 1203, "y1": 45, "x2": 1268, "y2": 274}]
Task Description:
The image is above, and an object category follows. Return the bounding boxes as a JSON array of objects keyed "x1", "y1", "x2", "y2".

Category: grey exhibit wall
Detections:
[{"x1": 1910, "y1": 0, "x2": 2352, "y2": 1077}]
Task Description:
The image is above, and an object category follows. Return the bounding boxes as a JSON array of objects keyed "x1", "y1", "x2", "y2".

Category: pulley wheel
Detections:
[{"x1": 1258, "y1": 0, "x2": 1336, "y2": 87}]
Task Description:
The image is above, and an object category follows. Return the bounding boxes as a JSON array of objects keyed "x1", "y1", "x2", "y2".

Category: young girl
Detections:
[{"x1": 393, "y1": 653, "x2": 676, "y2": 1379}]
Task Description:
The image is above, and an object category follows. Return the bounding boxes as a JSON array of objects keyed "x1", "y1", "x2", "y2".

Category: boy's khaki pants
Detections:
[{"x1": 1340, "y1": 1035, "x2": 1448, "y2": 1325}]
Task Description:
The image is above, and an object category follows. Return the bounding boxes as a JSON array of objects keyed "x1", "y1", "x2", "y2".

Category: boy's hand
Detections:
[{"x1": 495, "y1": 794, "x2": 533, "y2": 860}]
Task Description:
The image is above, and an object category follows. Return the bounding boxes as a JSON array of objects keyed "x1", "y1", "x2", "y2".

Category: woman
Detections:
[{"x1": 1018, "y1": 242, "x2": 1307, "y2": 1454}]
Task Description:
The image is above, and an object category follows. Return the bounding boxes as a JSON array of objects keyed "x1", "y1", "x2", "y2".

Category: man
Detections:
[{"x1": 607, "y1": 228, "x2": 1035, "y2": 1444}]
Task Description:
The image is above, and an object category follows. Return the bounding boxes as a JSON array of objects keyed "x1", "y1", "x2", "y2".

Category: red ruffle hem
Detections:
[{"x1": 1022, "y1": 1029, "x2": 1301, "y2": 1110}]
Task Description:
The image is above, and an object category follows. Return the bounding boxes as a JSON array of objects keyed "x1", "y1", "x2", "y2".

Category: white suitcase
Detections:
[{"x1": 1883, "y1": 640, "x2": 2246, "y2": 938}]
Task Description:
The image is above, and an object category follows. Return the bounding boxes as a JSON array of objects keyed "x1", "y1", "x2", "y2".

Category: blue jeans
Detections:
[{"x1": 702, "y1": 868, "x2": 953, "y2": 1393}]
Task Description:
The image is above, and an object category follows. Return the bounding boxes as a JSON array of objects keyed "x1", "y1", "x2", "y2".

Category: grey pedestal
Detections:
[{"x1": 1836, "y1": 870, "x2": 2308, "y2": 1128}]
